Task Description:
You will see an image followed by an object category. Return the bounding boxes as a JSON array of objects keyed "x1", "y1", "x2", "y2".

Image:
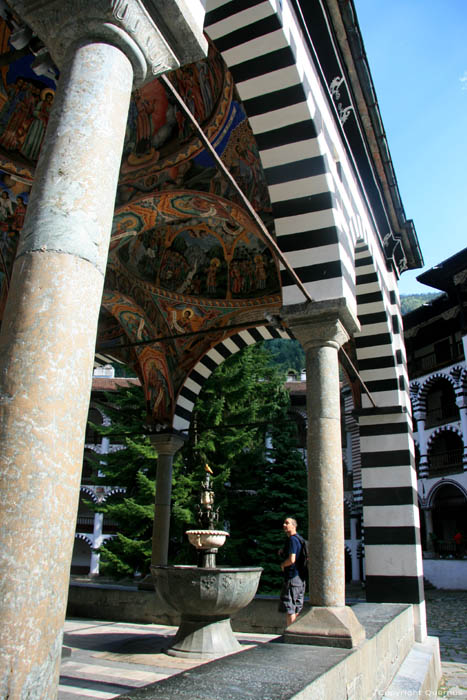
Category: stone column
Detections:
[
  {"x1": 282, "y1": 302, "x2": 365, "y2": 648},
  {"x1": 456, "y1": 399, "x2": 467, "y2": 470},
  {"x1": 414, "y1": 411, "x2": 429, "y2": 477},
  {"x1": 350, "y1": 515, "x2": 360, "y2": 581},
  {"x1": 0, "y1": 2, "x2": 198, "y2": 695},
  {"x1": 90, "y1": 512, "x2": 104, "y2": 575},
  {"x1": 150, "y1": 432, "x2": 186, "y2": 566},
  {"x1": 423, "y1": 507, "x2": 435, "y2": 554}
]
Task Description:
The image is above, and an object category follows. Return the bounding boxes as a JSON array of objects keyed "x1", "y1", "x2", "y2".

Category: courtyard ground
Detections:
[{"x1": 58, "y1": 587, "x2": 467, "y2": 699}]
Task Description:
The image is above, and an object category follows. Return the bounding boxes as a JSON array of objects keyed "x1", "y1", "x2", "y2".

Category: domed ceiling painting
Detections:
[{"x1": 0, "y1": 16, "x2": 282, "y2": 424}]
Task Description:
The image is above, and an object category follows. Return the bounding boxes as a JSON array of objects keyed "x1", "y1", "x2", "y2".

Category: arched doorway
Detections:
[
  {"x1": 431, "y1": 483, "x2": 467, "y2": 557},
  {"x1": 428, "y1": 430, "x2": 463, "y2": 477},
  {"x1": 425, "y1": 378, "x2": 459, "y2": 428}
]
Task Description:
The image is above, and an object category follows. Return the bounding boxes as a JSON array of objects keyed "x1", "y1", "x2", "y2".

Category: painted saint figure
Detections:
[{"x1": 21, "y1": 89, "x2": 54, "y2": 161}]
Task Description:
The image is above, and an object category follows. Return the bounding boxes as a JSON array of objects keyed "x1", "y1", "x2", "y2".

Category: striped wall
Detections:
[
  {"x1": 198, "y1": 0, "x2": 426, "y2": 637},
  {"x1": 173, "y1": 324, "x2": 291, "y2": 431},
  {"x1": 354, "y1": 241, "x2": 425, "y2": 640},
  {"x1": 204, "y1": 0, "x2": 358, "y2": 309}
]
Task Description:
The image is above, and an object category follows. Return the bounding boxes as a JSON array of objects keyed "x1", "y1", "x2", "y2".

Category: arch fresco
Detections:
[{"x1": 102, "y1": 189, "x2": 282, "y2": 422}]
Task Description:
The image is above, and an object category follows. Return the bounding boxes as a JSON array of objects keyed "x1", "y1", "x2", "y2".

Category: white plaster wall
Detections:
[{"x1": 423, "y1": 560, "x2": 467, "y2": 590}]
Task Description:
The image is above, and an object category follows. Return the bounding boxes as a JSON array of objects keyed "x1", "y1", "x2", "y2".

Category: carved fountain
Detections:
[{"x1": 151, "y1": 466, "x2": 262, "y2": 658}]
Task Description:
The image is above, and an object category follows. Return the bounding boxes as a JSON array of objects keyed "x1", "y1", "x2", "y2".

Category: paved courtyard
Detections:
[
  {"x1": 425, "y1": 589, "x2": 467, "y2": 698},
  {"x1": 58, "y1": 589, "x2": 467, "y2": 699}
]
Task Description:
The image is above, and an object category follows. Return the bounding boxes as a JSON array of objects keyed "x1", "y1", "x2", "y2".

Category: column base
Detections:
[
  {"x1": 137, "y1": 573, "x2": 155, "y2": 590},
  {"x1": 283, "y1": 605, "x2": 366, "y2": 648}
]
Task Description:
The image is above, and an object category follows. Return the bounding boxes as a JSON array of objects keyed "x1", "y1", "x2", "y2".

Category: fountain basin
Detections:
[
  {"x1": 186, "y1": 529, "x2": 229, "y2": 550},
  {"x1": 151, "y1": 565, "x2": 262, "y2": 657}
]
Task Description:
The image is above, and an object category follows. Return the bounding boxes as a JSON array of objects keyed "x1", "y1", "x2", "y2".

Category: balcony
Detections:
[
  {"x1": 428, "y1": 448, "x2": 464, "y2": 476},
  {"x1": 76, "y1": 515, "x2": 119, "y2": 534},
  {"x1": 408, "y1": 341, "x2": 464, "y2": 378},
  {"x1": 425, "y1": 404, "x2": 459, "y2": 429},
  {"x1": 76, "y1": 516, "x2": 94, "y2": 533}
]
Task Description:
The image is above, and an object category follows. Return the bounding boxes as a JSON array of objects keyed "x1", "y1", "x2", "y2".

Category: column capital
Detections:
[
  {"x1": 282, "y1": 300, "x2": 360, "y2": 351},
  {"x1": 149, "y1": 431, "x2": 186, "y2": 456},
  {"x1": 9, "y1": 0, "x2": 207, "y2": 85},
  {"x1": 413, "y1": 410, "x2": 426, "y2": 421}
]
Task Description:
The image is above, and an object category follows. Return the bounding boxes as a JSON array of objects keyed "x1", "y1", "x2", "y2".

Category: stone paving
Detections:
[
  {"x1": 425, "y1": 589, "x2": 467, "y2": 699},
  {"x1": 58, "y1": 588, "x2": 467, "y2": 699}
]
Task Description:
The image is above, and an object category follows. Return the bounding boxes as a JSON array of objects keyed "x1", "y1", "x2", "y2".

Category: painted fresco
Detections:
[
  {"x1": 119, "y1": 46, "x2": 226, "y2": 185},
  {"x1": 0, "y1": 16, "x2": 280, "y2": 424},
  {"x1": 0, "y1": 172, "x2": 31, "y2": 316},
  {"x1": 101, "y1": 190, "x2": 282, "y2": 422},
  {"x1": 112, "y1": 191, "x2": 280, "y2": 300},
  {"x1": 116, "y1": 50, "x2": 272, "y2": 230},
  {"x1": 0, "y1": 19, "x2": 56, "y2": 170}
]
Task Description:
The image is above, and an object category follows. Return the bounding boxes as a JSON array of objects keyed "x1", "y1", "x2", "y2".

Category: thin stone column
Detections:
[
  {"x1": 283, "y1": 302, "x2": 365, "y2": 648},
  {"x1": 90, "y1": 512, "x2": 104, "y2": 575},
  {"x1": 350, "y1": 516, "x2": 360, "y2": 581},
  {"x1": 414, "y1": 411, "x2": 429, "y2": 477},
  {"x1": 0, "y1": 2, "x2": 199, "y2": 695},
  {"x1": 423, "y1": 507, "x2": 435, "y2": 554},
  {"x1": 149, "y1": 433, "x2": 186, "y2": 566},
  {"x1": 456, "y1": 399, "x2": 467, "y2": 470}
]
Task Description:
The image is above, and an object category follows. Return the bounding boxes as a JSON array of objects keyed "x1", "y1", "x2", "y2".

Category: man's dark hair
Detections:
[{"x1": 285, "y1": 516, "x2": 298, "y2": 529}]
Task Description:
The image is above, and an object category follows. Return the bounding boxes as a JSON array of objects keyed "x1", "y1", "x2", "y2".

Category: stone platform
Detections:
[{"x1": 61, "y1": 602, "x2": 440, "y2": 700}]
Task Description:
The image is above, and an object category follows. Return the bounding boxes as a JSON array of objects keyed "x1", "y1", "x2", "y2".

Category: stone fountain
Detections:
[{"x1": 151, "y1": 466, "x2": 262, "y2": 658}]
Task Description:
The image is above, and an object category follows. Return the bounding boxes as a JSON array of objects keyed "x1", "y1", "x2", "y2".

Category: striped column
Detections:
[
  {"x1": 204, "y1": 0, "x2": 355, "y2": 308},
  {"x1": 354, "y1": 243, "x2": 426, "y2": 641},
  {"x1": 359, "y1": 408, "x2": 426, "y2": 642}
]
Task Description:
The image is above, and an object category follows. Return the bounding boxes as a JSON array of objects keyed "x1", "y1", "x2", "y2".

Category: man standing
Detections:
[{"x1": 278, "y1": 516, "x2": 306, "y2": 626}]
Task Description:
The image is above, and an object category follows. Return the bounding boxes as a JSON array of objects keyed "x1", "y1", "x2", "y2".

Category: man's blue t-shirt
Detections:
[{"x1": 284, "y1": 534, "x2": 302, "y2": 580}]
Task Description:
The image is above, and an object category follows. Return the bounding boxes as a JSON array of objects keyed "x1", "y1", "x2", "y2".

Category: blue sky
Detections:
[{"x1": 353, "y1": 0, "x2": 466, "y2": 295}]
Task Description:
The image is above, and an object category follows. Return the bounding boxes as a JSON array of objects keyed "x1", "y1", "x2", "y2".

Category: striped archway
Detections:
[{"x1": 173, "y1": 322, "x2": 292, "y2": 431}]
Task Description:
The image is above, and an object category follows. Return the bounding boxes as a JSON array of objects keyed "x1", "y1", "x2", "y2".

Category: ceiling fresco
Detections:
[
  {"x1": 0, "y1": 13, "x2": 282, "y2": 424},
  {"x1": 100, "y1": 190, "x2": 282, "y2": 421}
]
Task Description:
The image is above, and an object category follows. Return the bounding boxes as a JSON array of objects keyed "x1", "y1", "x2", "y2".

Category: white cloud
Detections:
[{"x1": 460, "y1": 71, "x2": 467, "y2": 91}]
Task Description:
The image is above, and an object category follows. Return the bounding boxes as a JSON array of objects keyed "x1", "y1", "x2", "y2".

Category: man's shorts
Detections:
[{"x1": 278, "y1": 576, "x2": 306, "y2": 614}]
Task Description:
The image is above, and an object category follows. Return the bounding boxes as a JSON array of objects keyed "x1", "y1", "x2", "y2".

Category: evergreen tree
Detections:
[
  {"x1": 266, "y1": 338, "x2": 305, "y2": 374},
  {"x1": 250, "y1": 418, "x2": 308, "y2": 593},
  {"x1": 85, "y1": 386, "x2": 159, "y2": 578},
  {"x1": 86, "y1": 342, "x2": 308, "y2": 585},
  {"x1": 178, "y1": 343, "x2": 289, "y2": 567}
]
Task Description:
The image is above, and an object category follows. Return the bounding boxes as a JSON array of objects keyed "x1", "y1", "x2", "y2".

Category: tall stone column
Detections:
[
  {"x1": 90, "y1": 512, "x2": 104, "y2": 575},
  {"x1": 456, "y1": 398, "x2": 467, "y2": 470},
  {"x1": 0, "y1": 2, "x2": 203, "y2": 696},
  {"x1": 282, "y1": 302, "x2": 365, "y2": 648},
  {"x1": 423, "y1": 507, "x2": 435, "y2": 554},
  {"x1": 350, "y1": 515, "x2": 360, "y2": 581},
  {"x1": 414, "y1": 411, "x2": 429, "y2": 477},
  {"x1": 149, "y1": 432, "x2": 186, "y2": 566}
]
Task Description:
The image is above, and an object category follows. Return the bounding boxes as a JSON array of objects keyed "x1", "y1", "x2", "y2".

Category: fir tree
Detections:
[
  {"x1": 180, "y1": 343, "x2": 289, "y2": 566},
  {"x1": 250, "y1": 418, "x2": 308, "y2": 593},
  {"x1": 180, "y1": 342, "x2": 308, "y2": 591},
  {"x1": 86, "y1": 342, "x2": 308, "y2": 584},
  {"x1": 85, "y1": 386, "x2": 159, "y2": 578},
  {"x1": 265, "y1": 338, "x2": 305, "y2": 374}
]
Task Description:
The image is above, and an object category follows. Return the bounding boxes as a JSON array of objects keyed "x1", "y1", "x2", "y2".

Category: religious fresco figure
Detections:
[
  {"x1": 0, "y1": 80, "x2": 22, "y2": 131},
  {"x1": 12, "y1": 195, "x2": 26, "y2": 231},
  {"x1": 20, "y1": 89, "x2": 54, "y2": 161},
  {"x1": 134, "y1": 88, "x2": 154, "y2": 155},
  {"x1": 0, "y1": 78, "x2": 28, "y2": 150},
  {"x1": 254, "y1": 254, "x2": 267, "y2": 290},
  {"x1": 0, "y1": 190, "x2": 13, "y2": 221},
  {"x1": 206, "y1": 257, "x2": 220, "y2": 295}
]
